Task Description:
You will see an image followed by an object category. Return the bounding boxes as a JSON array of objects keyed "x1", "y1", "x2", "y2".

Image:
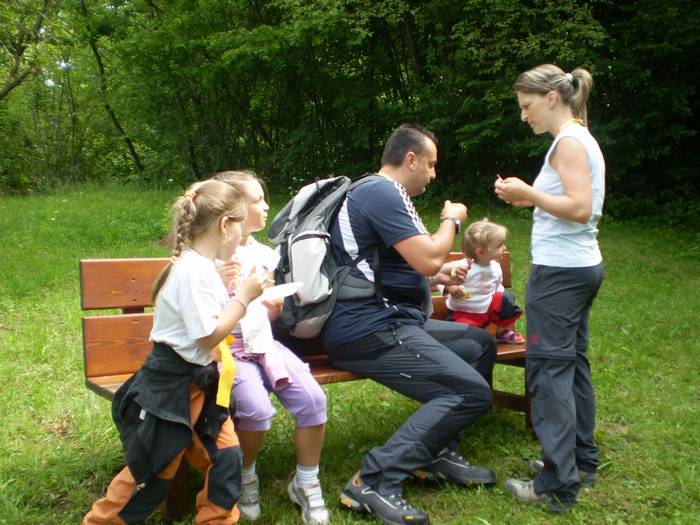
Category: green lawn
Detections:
[{"x1": 0, "y1": 183, "x2": 698, "y2": 525}]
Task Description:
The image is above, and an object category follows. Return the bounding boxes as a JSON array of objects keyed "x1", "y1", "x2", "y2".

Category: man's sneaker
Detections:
[
  {"x1": 287, "y1": 479, "x2": 330, "y2": 525},
  {"x1": 413, "y1": 448, "x2": 496, "y2": 486},
  {"x1": 340, "y1": 472, "x2": 430, "y2": 525},
  {"x1": 238, "y1": 475, "x2": 261, "y2": 521},
  {"x1": 528, "y1": 459, "x2": 597, "y2": 487},
  {"x1": 504, "y1": 478, "x2": 571, "y2": 514}
]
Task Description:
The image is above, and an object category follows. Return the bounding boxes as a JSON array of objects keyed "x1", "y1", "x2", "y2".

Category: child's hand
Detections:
[
  {"x1": 262, "y1": 297, "x2": 284, "y2": 320},
  {"x1": 219, "y1": 259, "x2": 241, "y2": 291},
  {"x1": 445, "y1": 285, "x2": 469, "y2": 299},
  {"x1": 237, "y1": 266, "x2": 267, "y2": 304}
]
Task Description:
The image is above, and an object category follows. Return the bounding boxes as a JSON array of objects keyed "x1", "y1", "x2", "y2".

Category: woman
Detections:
[{"x1": 495, "y1": 64, "x2": 605, "y2": 513}]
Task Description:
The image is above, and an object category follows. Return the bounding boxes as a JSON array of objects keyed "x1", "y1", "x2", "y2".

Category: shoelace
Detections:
[
  {"x1": 386, "y1": 493, "x2": 414, "y2": 511},
  {"x1": 443, "y1": 449, "x2": 471, "y2": 466}
]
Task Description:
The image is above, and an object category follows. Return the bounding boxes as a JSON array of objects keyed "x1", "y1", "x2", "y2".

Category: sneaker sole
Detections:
[
  {"x1": 237, "y1": 502, "x2": 261, "y2": 521},
  {"x1": 339, "y1": 491, "x2": 418, "y2": 525},
  {"x1": 413, "y1": 468, "x2": 496, "y2": 486}
]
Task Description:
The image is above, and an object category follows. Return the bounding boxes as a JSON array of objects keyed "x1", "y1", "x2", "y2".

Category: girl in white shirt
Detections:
[
  {"x1": 213, "y1": 171, "x2": 329, "y2": 525},
  {"x1": 83, "y1": 179, "x2": 267, "y2": 525}
]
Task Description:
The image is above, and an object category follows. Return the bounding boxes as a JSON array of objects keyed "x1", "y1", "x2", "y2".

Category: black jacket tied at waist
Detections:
[{"x1": 112, "y1": 342, "x2": 228, "y2": 486}]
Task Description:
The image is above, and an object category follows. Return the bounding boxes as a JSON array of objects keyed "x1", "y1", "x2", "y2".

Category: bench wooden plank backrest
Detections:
[{"x1": 80, "y1": 251, "x2": 520, "y2": 399}]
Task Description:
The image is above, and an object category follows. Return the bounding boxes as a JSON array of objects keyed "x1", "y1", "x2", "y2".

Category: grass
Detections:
[{"x1": 0, "y1": 182, "x2": 699, "y2": 524}]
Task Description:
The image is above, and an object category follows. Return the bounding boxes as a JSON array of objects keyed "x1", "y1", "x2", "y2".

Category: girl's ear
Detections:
[{"x1": 218, "y1": 215, "x2": 229, "y2": 234}]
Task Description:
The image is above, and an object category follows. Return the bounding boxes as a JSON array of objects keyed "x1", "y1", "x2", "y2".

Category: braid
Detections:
[
  {"x1": 152, "y1": 180, "x2": 246, "y2": 301},
  {"x1": 172, "y1": 193, "x2": 198, "y2": 257}
]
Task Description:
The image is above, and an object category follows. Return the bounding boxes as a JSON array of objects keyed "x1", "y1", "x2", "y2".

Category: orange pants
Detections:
[{"x1": 83, "y1": 385, "x2": 241, "y2": 525}]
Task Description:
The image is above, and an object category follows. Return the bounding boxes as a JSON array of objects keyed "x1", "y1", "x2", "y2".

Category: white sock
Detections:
[
  {"x1": 242, "y1": 462, "x2": 257, "y2": 483},
  {"x1": 295, "y1": 464, "x2": 320, "y2": 487}
]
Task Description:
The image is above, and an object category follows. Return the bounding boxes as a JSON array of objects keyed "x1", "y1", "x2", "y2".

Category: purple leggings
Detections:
[{"x1": 232, "y1": 343, "x2": 327, "y2": 432}]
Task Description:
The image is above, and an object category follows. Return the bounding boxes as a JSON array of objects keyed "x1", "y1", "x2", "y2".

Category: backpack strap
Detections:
[{"x1": 345, "y1": 173, "x2": 385, "y2": 304}]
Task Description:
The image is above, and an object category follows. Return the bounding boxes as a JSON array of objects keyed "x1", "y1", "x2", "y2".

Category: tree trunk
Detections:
[{"x1": 80, "y1": 0, "x2": 143, "y2": 174}]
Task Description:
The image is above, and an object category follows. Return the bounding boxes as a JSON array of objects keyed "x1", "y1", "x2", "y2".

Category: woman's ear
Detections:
[{"x1": 546, "y1": 90, "x2": 558, "y2": 108}]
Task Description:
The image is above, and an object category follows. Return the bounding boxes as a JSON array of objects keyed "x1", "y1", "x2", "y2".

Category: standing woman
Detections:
[{"x1": 495, "y1": 64, "x2": 605, "y2": 513}]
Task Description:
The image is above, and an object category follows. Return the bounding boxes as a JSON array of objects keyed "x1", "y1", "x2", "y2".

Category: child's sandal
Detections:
[{"x1": 496, "y1": 329, "x2": 525, "y2": 344}]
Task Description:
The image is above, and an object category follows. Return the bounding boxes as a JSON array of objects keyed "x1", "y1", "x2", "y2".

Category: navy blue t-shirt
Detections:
[{"x1": 323, "y1": 176, "x2": 430, "y2": 350}]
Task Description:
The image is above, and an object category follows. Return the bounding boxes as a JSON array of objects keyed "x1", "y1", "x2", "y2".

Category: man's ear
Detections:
[{"x1": 405, "y1": 151, "x2": 417, "y2": 170}]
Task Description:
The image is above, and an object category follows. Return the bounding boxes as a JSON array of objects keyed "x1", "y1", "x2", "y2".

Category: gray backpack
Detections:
[{"x1": 268, "y1": 175, "x2": 382, "y2": 338}]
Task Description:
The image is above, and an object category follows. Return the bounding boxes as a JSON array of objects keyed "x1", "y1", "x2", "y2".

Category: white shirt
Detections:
[
  {"x1": 230, "y1": 236, "x2": 280, "y2": 353},
  {"x1": 446, "y1": 259, "x2": 503, "y2": 314},
  {"x1": 150, "y1": 250, "x2": 228, "y2": 366},
  {"x1": 531, "y1": 123, "x2": 605, "y2": 267}
]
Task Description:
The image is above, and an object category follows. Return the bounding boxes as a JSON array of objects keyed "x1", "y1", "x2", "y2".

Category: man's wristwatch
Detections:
[{"x1": 442, "y1": 216, "x2": 461, "y2": 234}]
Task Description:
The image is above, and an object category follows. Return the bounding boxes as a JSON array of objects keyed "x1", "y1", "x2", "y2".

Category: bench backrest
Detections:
[
  {"x1": 80, "y1": 252, "x2": 512, "y2": 397},
  {"x1": 80, "y1": 258, "x2": 168, "y2": 397}
]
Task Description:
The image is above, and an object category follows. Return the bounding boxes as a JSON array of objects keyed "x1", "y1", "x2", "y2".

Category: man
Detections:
[{"x1": 324, "y1": 124, "x2": 497, "y2": 524}]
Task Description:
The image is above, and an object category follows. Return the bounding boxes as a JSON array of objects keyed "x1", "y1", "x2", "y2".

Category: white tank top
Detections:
[{"x1": 531, "y1": 123, "x2": 605, "y2": 267}]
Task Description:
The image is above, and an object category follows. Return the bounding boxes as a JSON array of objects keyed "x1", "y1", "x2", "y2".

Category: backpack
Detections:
[{"x1": 267, "y1": 175, "x2": 382, "y2": 338}]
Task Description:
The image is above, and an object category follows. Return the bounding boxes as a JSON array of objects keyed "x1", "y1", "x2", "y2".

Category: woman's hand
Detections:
[{"x1": 494, "y1": 176, "x2": 533, "y2": 205}]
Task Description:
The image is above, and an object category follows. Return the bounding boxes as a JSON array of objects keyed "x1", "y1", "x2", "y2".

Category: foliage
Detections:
[{"x1": 0, "y1": 1, "x2": 699, "y2": 223}]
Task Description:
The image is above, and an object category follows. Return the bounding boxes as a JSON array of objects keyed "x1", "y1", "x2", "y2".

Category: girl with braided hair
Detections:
[
  {"x1": 443, "y1": 218, "x2": 524, "y2": 344},
  {"x1": 83, "y1": 179, "x2": 268, "y2": 525}
]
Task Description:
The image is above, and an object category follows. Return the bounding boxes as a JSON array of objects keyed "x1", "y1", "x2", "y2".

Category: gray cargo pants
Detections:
[
  {"x1": 525, "y1": 263, "x2": 604, "y2": 504},
  {"x1": 328, "y1": 319, "x2": 496, "y2": 495}
]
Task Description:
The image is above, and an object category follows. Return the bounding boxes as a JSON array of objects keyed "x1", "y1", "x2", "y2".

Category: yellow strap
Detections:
[{"x1": 216, "y1": 335, "x2": 236, "y2": 408}]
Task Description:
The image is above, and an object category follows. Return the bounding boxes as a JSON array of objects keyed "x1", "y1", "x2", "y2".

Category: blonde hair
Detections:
[
  {"x1": 152, "y1": 179, "x2": 246, "y2": 300},
  {"x1": 513, "y1": 64, "x2": 594, "y2": 125},
  {"x1": 212, "y1": 170, "x2": 268, "y2": 200},
  {"x1": 462, "y1": 218, "x2": 508, "y2": 259}
]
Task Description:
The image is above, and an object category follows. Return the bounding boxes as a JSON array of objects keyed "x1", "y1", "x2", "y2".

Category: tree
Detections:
[{"x1": 0, "y1": 0, "x2": 52, "y2": 101}]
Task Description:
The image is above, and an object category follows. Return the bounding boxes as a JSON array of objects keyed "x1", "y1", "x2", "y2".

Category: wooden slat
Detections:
[
  {"x1": 87, "y1": 374, "x2": 134, "y2": 400},
  {"x1": 80, "y1": 258, "x2": 169, "y2": 310},
  {"x1": 83, "y1": 313, "x2": 153, "y2": 379},
  {"x1": 310, "y1": 363, "x2": 364, "y2": 384}
]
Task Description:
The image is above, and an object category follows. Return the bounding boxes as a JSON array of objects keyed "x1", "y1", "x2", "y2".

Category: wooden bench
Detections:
[{"x1": 80, "y1": 252, "x2": 528, "y2": 520}]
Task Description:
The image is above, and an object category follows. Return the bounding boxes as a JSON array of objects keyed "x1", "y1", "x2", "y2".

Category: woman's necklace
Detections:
[{"x1": 559, "y1": 117, "x2": 585, "y2": 133}]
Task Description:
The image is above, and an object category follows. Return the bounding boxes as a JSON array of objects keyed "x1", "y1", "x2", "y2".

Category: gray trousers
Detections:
[
  {"x1": 329, "y1": 319, "x2": 496, "y2": 495},
  {"x1": 525, "y1": 263, "x2": 604, "y2": 502}
]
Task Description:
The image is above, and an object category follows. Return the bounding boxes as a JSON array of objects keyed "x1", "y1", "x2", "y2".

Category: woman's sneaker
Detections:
[
  {"x1": 528, "y1": 459, "x2": 597, "y2": 487},
  {"x1": 504, "y1": 479, "x2": 572, "y2": 514},
  {"x1": 238, "y1": 475, "x2": 261, "y2": 521},
  {"x1": 287, "y1": 478, "x2": 330, "y2": 525},
  {"x1": 340, "y1": 472, "x2": 430, "y2": 525}
]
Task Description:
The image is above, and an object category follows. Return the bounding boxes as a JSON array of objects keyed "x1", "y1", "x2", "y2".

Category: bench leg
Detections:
[{"x1": 162, "y1": 460, "x2": 189, "y2": 522}]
